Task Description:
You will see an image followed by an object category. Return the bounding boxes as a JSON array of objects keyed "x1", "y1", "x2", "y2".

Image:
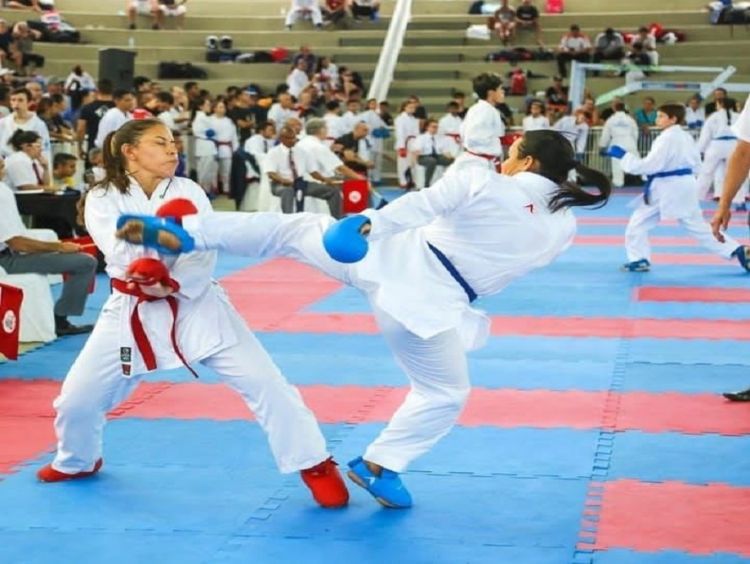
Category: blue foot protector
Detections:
[
  {"x1": 116, "y1": 214, "x2": 195, "y2": 255},
  {"x1": 731, "y1": 245, "x2": 750, "y2": 272},
  {"x1": 346, "y1": 456, "x2": 412, "y2": 509},
  {"x1": 620, "y1": 258, "x2": 650, "y2": 272},
  {"x1": 323, "y1": 215, "x2": 371, "y2": 263}
]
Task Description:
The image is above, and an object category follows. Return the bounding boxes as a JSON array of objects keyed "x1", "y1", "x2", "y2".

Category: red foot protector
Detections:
[
  {"x1": 575, "y1": 236, "x2": 698, "y2": 247},
  {"x1": 636, "y1": 287, "x2": 750, "y2": 303},
  {"x1": 616, "y1": 392, "x2": 750, "y2": 435},
  {"x1": 221, "y1": 259, "x2": 343, "y2": 330},
  {"x1": 593, "y1": 479, "x2": 750, "y2": 556}
]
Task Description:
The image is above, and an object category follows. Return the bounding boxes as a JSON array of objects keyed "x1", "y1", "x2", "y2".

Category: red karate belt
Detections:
[
  {"x1": 465, "y1": 150, "x2": 503, "y2": 173},
  {"x1": 445, "y1": 133, "x2": 461, "y2": 142},
  {"x1": 0, "y1": 282, "x2": 23, "y2": 360},
  {"x1": 111, "y1": 278, "x2": 198, "y2": 378}
]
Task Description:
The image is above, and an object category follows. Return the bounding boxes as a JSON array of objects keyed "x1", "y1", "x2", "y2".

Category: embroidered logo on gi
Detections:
[
  {"x1": 524, "y1": 203, "x2": 535, "y2": 214},
  {"x1": 2, "y1": 310, "x2": 16, "y2": 334},
  {"x1": 120, "y1": 347, "x2": 132, "y2": 362}
]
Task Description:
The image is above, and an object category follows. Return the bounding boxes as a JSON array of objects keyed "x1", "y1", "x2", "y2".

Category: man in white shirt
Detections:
[
  {"x1": 155, "y1": 91, "x2": 176, "y2": 130},
  {"x1": 265, "y1": 125, "x2": 343, "y2": 217},
  {"x1": 286, "y1": 60, "x2": 310, "y2": 100},
  {"x1": 0, "y1": 87, "x2": 51, "y2": 162},
  {"x1": 0, "y1": 161, "x2": 96, "y2": 336},
  {"x1": 413, "y1": 119, "x2": 454, "y2": 187},
  {"x1": 556, "y1": 24, "x2": 592, "y2": 78},
  {"x1": 285, "y1": 0, "x2": 323, "y2": 29},
  {"x1": 297, "y1": 118, "x2": 362, "y2": 182},
  {"x1": 94, "y1": 89, "x2": 135, "y2": 148},
  {"x1": 244, "y1": 121, "x2": 276, "y2": 163},
  {"x1": 266, "y1": 93, "x2": 299, "y2": 129}
]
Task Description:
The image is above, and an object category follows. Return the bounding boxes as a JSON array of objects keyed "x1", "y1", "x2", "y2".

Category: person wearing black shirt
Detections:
[
  {"x1": 496, "y1": 102, "x2": 514, "y2": 126},
  {"x1": 515, "y1": 0, "x2": 542, "y2": 45},
  {"x1": 76, "y1": 79, "x2": 114, "y2": 162},
  {"x1": 378, "y1": 101, "x2": 393, "y2": 126},
  {"x1": 452, "y1": 92, "x2": 468, "y2": 119},
  {"x1": 545, "y1": 76, "x2": 568, "y2": 112},
  {"x1": 336, "y1": 122, "x2": 373, "y2": 175},
  {"x1": 704, "y1": 87, "x2": 728, "y2": 117}
]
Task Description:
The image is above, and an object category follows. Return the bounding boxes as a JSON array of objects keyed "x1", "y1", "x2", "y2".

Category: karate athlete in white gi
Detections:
[
  {"x1": 117, "y1": 130, "x2": 612, "y2": 509},
  {"x1": 456, "y1": 73, "x2": 506, "y2": 172},
  {"x1": 598, "y1": 102, "x2": 638, "y2": 188},
  {"x1": 191, "y1": 97, "x2": 219, "y2": 194},
  {"x1": 604, "y1": 103, "x2": 750, "y2": 272},
  {"x1": 697, "y1": 97, "x2": 748, "y2": 206},
  {"x1": 437, "y1": 101, "x2": 464, "y2": 158},
  {"x1": 36, "y1": 119, "x2": 349, "y2": 510},
  {"x1": 393, "y1": 100, "x2": 420, "y2": 189}
]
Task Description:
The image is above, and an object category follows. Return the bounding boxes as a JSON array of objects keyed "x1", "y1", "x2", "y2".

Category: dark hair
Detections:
[
  {"x1": 517, "y1": 130, "x2": 611, "y2": 213},
  {"x1": 133, "y1": 76, "x2": 151, "y2": 91},
  {"x1": 325, "y1": 100, "x2": 340, "y2": 111},
  {"x1": 97, "y1": 78, "x2": 113, "y2": 95},
  {"x1": 424, "y1": 118, "x2": 438, "y2": 127},
  {"x1": 156, "y1": 91, "x2": 174, "y2": 105},
  {"x1": 10, "y1": 87, "x2": 31, "y2": 101},
  {"x1": 613, "y1": 101, "x2": 626, "y2": 112},
  {"x1": 113, "y1": 89, "x2": 134, "y2": 101},
  {"x1": 53, "y1": 152, "x2": 77, "y2": 168},
  {"x1": 259, "y1": 121, "x2": 275, "y2": 131},
  {"x1": 446, "y1": 101, "x2": 460, "y2": 109},
  {"x1": 184, "y1": 81, "x2": 198, "y2": 92},
  {"x1": 49, "y1": 92, "x2": 65, "y2": 105},
  {"x1": 9, "y1": 129, "x2": 40, "y2": 151},
  {"x1": 95, "y1": 118, "x2": 168, "y2": 194},
  {"x1": 472, "y1": 73, "x2": 503, "y2": 100},
  {"x1": 644, "y1": 96, "x2": 655, "y2": 104},
  {"x1": 718, "y1": 97, "x2": 736, "y2": 126},
  {"x1": 658, "y1": 103, "x2": 685, "y2": 125}
]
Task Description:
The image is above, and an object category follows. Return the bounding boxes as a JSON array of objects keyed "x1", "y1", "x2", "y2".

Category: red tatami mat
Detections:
[
  {"x1": 0, "y1": 379, "x2": 59, "y2": 417},
  {"x1": 652, "y1": 253, "x2": 728, "y2": 265},
  {"x1": 0, "y1": 417, "x2": 56, "y2": 474},
  {"x1": 575, "y1": 236, "x2": 699, "y2": 247},
  {"x1": 636, "y1": 287, "x2": 750, "y2": 303},
  {"x1": 592, "y1": 479, "x2": 750, "y2": 556}
]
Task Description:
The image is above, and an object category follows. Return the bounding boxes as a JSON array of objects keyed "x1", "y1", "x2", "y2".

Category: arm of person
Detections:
[
  {"x1": 267, "y1": 171, "x2": 292, "y2": 186},
  {"x1": 310, "y1": 170, "x2": 340, "y2": 185},
  {"x1": 5, "y1": 236, "x2": 79, "y2": 254},
  {"x1": 361, "y1": 168, "x2": 482, "y2": 241},
  {"x1": 75, "y1": 118, "x2": 87, "y2": 156},
  {"x1": 335, "y1": 163, "x2": 364, "y2": 179},
  {"x1": 619, "y1": 136, "x2": 671, "y2": 175},
  {"x1": 598, "y1": 122, "x2": 611, "y2": 148}
]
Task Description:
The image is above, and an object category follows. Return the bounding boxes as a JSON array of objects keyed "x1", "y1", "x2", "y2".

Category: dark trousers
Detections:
[
  {"x1": 0, "y1": 251, "x2": 97, "y2": 317},
  {"x1": 417, "y1": 154, "x2": 453, "y2": 187},
  {"x1": 592, "y1": 48, "x2": 625, "y2": 63},
  {"x1": 556, "y1": 52, "x2": 591, "y2": 77},
  {"x1": 271, "y1": 181, "x2": 343, "y2": 218}
]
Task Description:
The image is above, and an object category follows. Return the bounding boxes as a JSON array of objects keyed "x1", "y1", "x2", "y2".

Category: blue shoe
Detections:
[
  {"x1": 346, "y1": 457, "x2": 412, "y2": 509},
  {"x1": 116, "y1": 214, "x2": 195, "y2": 255},
  {"x1": 620, "y1": 258, "x2": 651, "y2": 272},
  {"x1": 732, "y1": 245, "x2": 750, "y2": 272}
]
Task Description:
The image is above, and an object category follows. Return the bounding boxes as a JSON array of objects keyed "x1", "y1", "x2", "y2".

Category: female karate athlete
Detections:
[
  {"x1": 36, "y1": 119, "x2": 349, "y2": 510},
  {"x1": 117, "y1": 129, "x2": 612, "y2": 509}
]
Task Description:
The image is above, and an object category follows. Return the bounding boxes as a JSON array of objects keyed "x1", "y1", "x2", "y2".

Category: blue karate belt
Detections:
[
  {"x1": 714, "y1": 136, "x2": 738, "y2": 141},
  {"x1": 643, "y1": 168, "x2": 693, "y2": 205},
  {"x1": 427, "y1": 242, "x2": 477, "y2": 303}
]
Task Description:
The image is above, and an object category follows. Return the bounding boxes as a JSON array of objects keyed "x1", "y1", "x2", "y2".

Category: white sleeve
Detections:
[
  {"x1": 733, "y1": 94, "x2": 750, "y2": 143},
  {"x1": 575, "y1": 124, "x2": 589, "y2": 154},
  {"x1": 697, "y1": 117, "x2": 713, "y2": 153},
  {"x1": 0, "y1": 183, "x2": 26, "y2": 242},
  {"x1": 362, "y1": 170, "x2": 483, "y2": 241},
  {"x1": 620, "y1": 134, "x2": 673, "y2": 175},
  {"x1": 5, "y1": 156, "x2": 38, "y2": 189},
  {"x1": 84, "y1": 188, "x2": 140, "y2": 274}
]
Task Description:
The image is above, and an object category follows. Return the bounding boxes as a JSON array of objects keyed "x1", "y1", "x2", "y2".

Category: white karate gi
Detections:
[
  {"x1": 685, "y1": 106, "x2": 705, "y2": 128},
  {"x1": 438, "y1": 113, "x2": 463, "y2": 158},
  {"x1": 599, "y1": 111, "x2": 639, "y2": 187},
  {"x1": 285, "y1": 0, "x2": 323, "y2": 27},
  {"x1": 323, "y1": 112, "x2": 345, "y2": 146},
  {"x1": 51, "y1": 176, "x2": 329, "y2": 475},
  {"x1": 182, "y1": 170, "x2": 575, "y2": 472},
  {"x1": 620, "y1": 124, "x2": 741, "y2": 262},
  {"x1": 339, "y1": 111, "x2": 360, "y2": 136},
  {"x1": 394, "y1": 111, "x2": 420, "y2": 187},
  {"x1": 266, "y1": 103, "x2": 300, "y2": 128},
  {"x1": 191, "y1": 110, "x2": 218, "y2": 193},
  {"x1": 240, "y1": 134, "x2": 274, "y2": 211},
  {"x1": 359, "y1": 109, "x2": 387, "y2": 182},
  {"x1": 209, "y1": 115, "x2": 238, "y2": 194},
  {"x1": 460, "y1": 99, "x2": 505, "y2": 159},
  {"x1": 286, "y1": 68, "x2": 310, "y2": 99},
  {"x1": 697, "y1": 109, "x2": 748, "y2": 202}
]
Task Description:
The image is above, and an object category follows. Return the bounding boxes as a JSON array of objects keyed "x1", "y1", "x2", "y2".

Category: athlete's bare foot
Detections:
[{"x1": 116, "y1": 220, "x2": 183, "y2": 251}]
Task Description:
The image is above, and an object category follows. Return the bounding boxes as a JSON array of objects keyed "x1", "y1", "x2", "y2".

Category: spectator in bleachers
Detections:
[
  {"x1": 51, "y1": 151, "x2": 76, "y2": 190},
  {"x1": 351, "y1": 0, "x2": 380, "y2": 22},
  {"x1": 10, "y1": 20, "x2": 43, "y2": 72},
  {"x1": 38, "y1": 94, "x2": 73, "y2": 143},
  {"x1": 685, "y1": 94, "x2": 705, "y2": 129},
  {"x1": 522, "y1": 100, "x2": 550, "y2": 131},
  {"x1": 210, "y1": 97, "x2": 239, "y2": 195},
  {"x1": 335, "y1": 120, "x2": 373, "y2": 176},
  {"x1": 551, "y1": 107, "x2": 589, "y2": 162},
  {"x1": 452, "y1": 91, "x2": 467, "y2": 119},
  {"x1": 192, "y1": 95, "x2": 218, "y2": 194},
  {"x1": 94, "y1": 89, "x2": 134, "y2": 148},
  {"x1": 514, "y1": 0, "x2": 542, "y2": 46},
  {"x1": 599, "y1": 101, "x2": 638, "y2": 188},
  {"x1": 490, "y1": 0, "x2": 516, "y2": 45},
  {"x1": 576, "y1": 96, "x2": 599, "y2": 126},
  {"x1": 244, "y1": 121, "x2": 276, "y2": 161},
  {"x1": 292, "y1": 45, "x2": 317, "y2": 74},
  {"x1": 267, "y1": 124, "x2": 342, "y2": 217},
  {"x1": 705, "y1": 87, "x2": 728, "y2": 116},
  {"x1": 634, "y1": 96, "x2": 657, "y2": 131},
  {"x1": 0, "y1": 156, "x2": 96, "y2": 337},
  {"x1": 152, "y1": 0, "x2": 188, "y2": 30},
  {"x1": 545, "y1": 75, "x2": 568, "y2": 113},
  {"x1": 394, "y1": 99, "x2": 420, "y2": 189},
  {"x1": 298, "y1": 118, "x2": 362, "y2": 183},
  {"x1": 556, "y1": 24, "x2": 591, "y2": 78},
  {"x1": 287, "y1": 59, "x2": 310, "y2": 100},
  {"x1": 0, "y1": 87, "x2": 50, "y2": 160},
  {"x1": 599, "y1": 97, "x2": 624, "y2": 123},
  {"x1": 228, "y1": 88, "x2": 258, "y2": 144},
  {"x1": 284, "y1": 116, "x2": 304, "y2": 138},
  {"x1": 3, "y1": 129, "x2": 50, "y2": 190},
  {"x1": 153, "y1": 91, "x2": 175, "y2": 129},
  {"x1": 64, "y1": 65, "x2": 96, "y2": 116},
  {"x1": 592, "y1": 28, "x2": 625, "y2": 64},
  {"x1": 438, "y1": 101, "x2": 463, "y2": 158},
  {"x1": 169, "y1": 85, "x2": 191, "y2": 130},
  {"x1": 76, "y1": 78, "x2": 114, "y2": 161},
  {"x1": 267, "y1": 92, "x2": 300, "y2": 128},
  {"x1": 0, "y1": 19, "x2": 12, "y2": 67},
  {"x1": 295, "y1": 88, "x2": 316, "y2": 121},
  {"x1": 340, "y1": 98, "x2": 361, "y2": 134},
  {"x1": 316, "y1": 56, "x2": 339, "y2": 90},
  {"x1": 83, "y1": 146, "x2": 104, "y2": 187},
  {"x1": 323, "y1": 100, "x2": 345, "y2": 145},
  {"x1": 378, "y1": 100, "x2": 393, "y2": 126},
  {"x1": 631, "y1": 26, "x2": 659, "y2": 65},
  {"x1": 2, "y1": 0, "x2": 51, "y2": 12},
  {"x1": 25, "y1": 79, "x2": 43, "y2": 108},
  {"x1": 412, "y1": 118, "x2": 454, "y2": 187},
  {"x1": 322, "y1": 0, "x2": 348, "y2": 27},
  {"x1": 183, "y1": 80, "x2": 201, "y2": 110},
  {"x1": 0, "y1": 84, "x2": 10, "y2": 118},
  {"x1": 285, "y1": 0, "x2": 323, "y2": 30}
]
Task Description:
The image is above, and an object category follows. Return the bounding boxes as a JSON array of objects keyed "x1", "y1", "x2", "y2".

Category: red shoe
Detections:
[
  {"x1": 37, "y1": 458, "x2": 103, "y2": 483},
  {"x1": 300, "y1": 457, "x2": 349, "y2": 508}
]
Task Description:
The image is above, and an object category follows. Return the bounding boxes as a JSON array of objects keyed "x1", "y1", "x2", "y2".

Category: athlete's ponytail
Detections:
[{"x1": 515, "y1": 129, "x2": 612, "y2": 212}]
